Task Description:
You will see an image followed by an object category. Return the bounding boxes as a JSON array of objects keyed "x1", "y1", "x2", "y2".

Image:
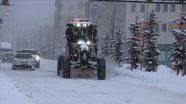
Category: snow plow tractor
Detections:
[{"x1": 57, "y1": 19, "x2": 106, "y2": 80}]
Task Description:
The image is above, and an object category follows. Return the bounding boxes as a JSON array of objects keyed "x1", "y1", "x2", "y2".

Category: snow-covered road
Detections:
[{"x1": 0, "y1": 59, "x2": 186, "y2": 104}]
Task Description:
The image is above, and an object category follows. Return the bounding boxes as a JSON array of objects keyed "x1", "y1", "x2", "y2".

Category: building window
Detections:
[
  {"x1": 182, "y1": 4, "x2": 186, "y2": 12},
  {"x1": 162, "y1": 24, "x2": 167, "y2": 32},
  {"x1": 155, "y1": 23, "x2": 159, "y2": 32},
  {"x1": 69, "y1": 5, "x2": 75, "y2": 13},
  {"x1": 140, "y1": 4, "x2": 145, "y2": 12},
  {"x1": 91, "y1": 3, "x2": 98, "y2": 8},
  {"x1": 131, "y1": 4, "x2": 136, "y2": 13},
  {"x1": 170, "y1": 4, "x2": 175, "y2": 12},
  {"x1": 163, "y1": 4, "x2": 168, "y2": 12},
  {"x1": 156, "y1": 4, "x2": 161, "y2": 12}
]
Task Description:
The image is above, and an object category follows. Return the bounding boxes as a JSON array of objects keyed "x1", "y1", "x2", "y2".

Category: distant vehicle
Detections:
[
  {"x1": 2, "y1": 53, "x2": 14, "y2": 63},
  {"x1": 0, "y1": 42, "x2": 13, "y2": 59},
  {"x1": 12, "y1": 53, "x2": 35, "y2": 70},
  {"x1": 22, "y1": 49, "x2": 40, "y2": 68},
  {"x1": 57, "y1": 19, "x2": 106, "y2": 80}
]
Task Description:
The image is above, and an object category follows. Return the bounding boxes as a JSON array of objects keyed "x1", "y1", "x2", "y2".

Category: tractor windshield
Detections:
[
  {"x1": 66, "y1": 24, "x2": 94, "y2": 43},
  {"x1": 72, "y1": 26, "x2": 90, "y2": 41}
]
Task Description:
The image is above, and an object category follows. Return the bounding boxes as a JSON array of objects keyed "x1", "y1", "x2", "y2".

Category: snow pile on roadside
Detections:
[
  {"x1": 0, "y1": 69, "x2": 34, "y2": 104},
  {"x1": 106, "y1": 60, "x2": 186, "y2": 95}
]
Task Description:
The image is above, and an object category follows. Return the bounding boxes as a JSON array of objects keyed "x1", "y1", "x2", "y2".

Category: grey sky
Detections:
[{"x1": 0, "y1": 0, "x2": 55, "y2": 41}]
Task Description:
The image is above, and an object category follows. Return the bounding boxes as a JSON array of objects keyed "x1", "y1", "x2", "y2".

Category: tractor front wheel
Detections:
[
  {"x1": 57, "y1": 56, "x2": 63, "y2": 76},
  {"x1": 62, "y1": 57, "x2": 71, "y2": 78},
  {"x1": 97, "y1": 58, "x2": 106, "y2": 80}
]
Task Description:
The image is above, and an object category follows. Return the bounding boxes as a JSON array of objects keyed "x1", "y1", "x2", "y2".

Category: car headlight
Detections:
[
  {"x1": 29, "y1": 61, "x2": 35, "y2": 63},
  {"x1": 86, "y1": 41, "x2": 91, "y2": 45},
  {"x1": 77, "y1": 40, "x2": 83, "y2": 45},
  {"x1": 14, "y1": 61, "x2": 20, "y2": 63},
  {"x1": 35, "y1": 56, "x2": 40, "y2": 61}
]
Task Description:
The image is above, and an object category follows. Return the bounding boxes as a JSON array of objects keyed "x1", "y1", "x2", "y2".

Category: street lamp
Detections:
[{"x1": 98, "y1": 2, "x2": 113, "y2": 17}]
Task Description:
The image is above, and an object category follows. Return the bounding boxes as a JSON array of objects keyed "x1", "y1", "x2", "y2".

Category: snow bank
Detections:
[{"x1": 106, "y1": 61, "x2": 186, "y2": 95}]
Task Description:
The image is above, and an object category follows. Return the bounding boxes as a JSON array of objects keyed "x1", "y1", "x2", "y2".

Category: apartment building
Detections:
[{"x1": 89, "y1": 1, "x2": 186, "y2": 44}]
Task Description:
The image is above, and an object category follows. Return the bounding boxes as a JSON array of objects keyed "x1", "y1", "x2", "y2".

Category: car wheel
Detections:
[{"x1": 12, "y1": 66, "x2": 16, "y2": 70}]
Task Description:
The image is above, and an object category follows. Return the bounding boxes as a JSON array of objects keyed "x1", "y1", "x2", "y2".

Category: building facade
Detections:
[{"x1": 89, "y1": 1, "x2": 186, "y2": 44}]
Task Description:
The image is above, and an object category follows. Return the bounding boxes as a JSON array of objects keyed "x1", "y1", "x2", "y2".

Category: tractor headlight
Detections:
[
  {"x1": 77, "y1": 40, "x2": 83, "y2": 45},
  {"x1": 35, "y1": 56, "x2": 40, "y2": 61},
  {"x1": 83, "y1": 24, "x2": 87, "y2": 27},
  {"x1": 76, "y1": 23, "x2": 80, "y2": 27},
  {"x1": 86, "y1": 41, "x2": 91, "y2": 45}
]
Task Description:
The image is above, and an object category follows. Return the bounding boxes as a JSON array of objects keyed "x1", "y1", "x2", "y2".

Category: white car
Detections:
[{"x1": 12, "y1": 53, "x2": 35, "y2": 70}]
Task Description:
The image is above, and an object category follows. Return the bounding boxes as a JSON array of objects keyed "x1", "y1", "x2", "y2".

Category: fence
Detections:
[{"x1": 157, "y1": 44, "x2": 172, "y2": 65}]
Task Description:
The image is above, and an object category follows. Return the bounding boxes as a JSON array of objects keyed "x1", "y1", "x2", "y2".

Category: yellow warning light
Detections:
[{"x1": 72, "y1": 19, "x2": 89, "y2": 22}]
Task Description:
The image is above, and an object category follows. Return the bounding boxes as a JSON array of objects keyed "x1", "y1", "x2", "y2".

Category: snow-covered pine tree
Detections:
[
  {"x1": 111, "y1": 28, "x2": 125, "y2": 67},
  {"x1": 170, "y1": 16, "x2": 186, "y2": 76},
  {"x1": 127, "y1": 16, "x2": 142, "y2": 71},
  {"x1": 101, "y1": 31, "x2": 110, "y2": 57},
  {"x1": 141, "y1": 10, "x2": 161, "y2": 72}
]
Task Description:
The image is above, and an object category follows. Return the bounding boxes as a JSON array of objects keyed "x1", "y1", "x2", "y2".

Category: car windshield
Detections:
[
  {"x1": 0, "y1": 48, "x2": 12, "y2": 52},
  {"x1": 5, "y1": 53, "x2": 14, "y2": 57},
  {"x1": 22, "y1": 50, "x2": 38, "y2": 55},
  {"x1": 15, "y1": 54, "x2": 32, "y2": 59}
]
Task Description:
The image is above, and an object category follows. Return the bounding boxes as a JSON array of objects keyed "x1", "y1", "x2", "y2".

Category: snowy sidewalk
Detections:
[{"x1": 0, "y1": 69, "x2": 35, "y2": 104}]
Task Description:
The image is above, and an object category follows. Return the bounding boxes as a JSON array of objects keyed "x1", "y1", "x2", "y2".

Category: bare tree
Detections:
[{"x1": 1, "y1": 0, "x2": 10, "y2": 6}]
